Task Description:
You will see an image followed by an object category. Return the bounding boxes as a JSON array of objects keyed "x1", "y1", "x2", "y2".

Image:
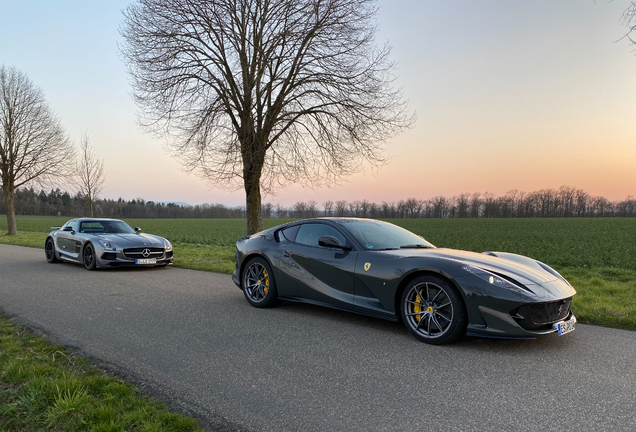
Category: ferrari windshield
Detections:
[
  {"x1": 79, "y1": 220, "x2": 135, "y2": 234},
  {"x1": 335, "y1": 219, "x2": 435, "y2": 251}
]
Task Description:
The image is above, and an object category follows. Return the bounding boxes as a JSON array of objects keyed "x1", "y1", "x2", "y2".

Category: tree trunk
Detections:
[
  {"x1": 245, "y1": 175, "x2": 262, "y2": 235},
  {"x1": 3, "y1": 186, "x2": 17, "y2": 235}
]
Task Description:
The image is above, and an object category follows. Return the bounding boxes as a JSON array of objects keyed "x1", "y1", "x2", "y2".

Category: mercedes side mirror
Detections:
[
  {"x1": 63, "y1": 226, "x2": 73, "y2": 232},
  {"x1": 318, "y1": 235, "x2": 351, "y2": 250},
  {"x1": 135, "y1": 227, "x2": 142, "y2": 233}
]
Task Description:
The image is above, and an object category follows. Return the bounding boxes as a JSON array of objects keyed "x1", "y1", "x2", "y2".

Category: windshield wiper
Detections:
[{"x1": 399, "y1": 244, "x2": 432, "y2": 249}]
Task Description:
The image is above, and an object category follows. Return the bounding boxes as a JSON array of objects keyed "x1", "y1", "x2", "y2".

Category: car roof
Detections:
[
  {"x1": 68, "y1": 218, "x2": 125, "y2": 223},
  {"x1": 287, "y1": 217, "x2": 385, "y2": 224}
]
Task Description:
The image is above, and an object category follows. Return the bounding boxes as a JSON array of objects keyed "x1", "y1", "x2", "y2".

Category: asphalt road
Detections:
[{"x1": 1, "y1": 243, "x2": 635, "y2": 431}]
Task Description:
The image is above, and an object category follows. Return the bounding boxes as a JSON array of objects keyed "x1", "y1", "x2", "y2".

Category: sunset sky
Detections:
[{"x1": 1, "y1": 0, "x2": 635, "y2": 206}]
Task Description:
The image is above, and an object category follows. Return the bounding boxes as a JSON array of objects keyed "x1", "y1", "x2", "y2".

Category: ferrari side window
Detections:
[
  {"x1": 295, "y1": 224, "x2": 347, "y2": 248},
  {"x1": 279, "y1": 225, "x2": 300, "y2": 242}
]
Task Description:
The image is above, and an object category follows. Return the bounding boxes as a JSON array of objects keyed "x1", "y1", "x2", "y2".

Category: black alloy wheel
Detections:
[
  {"x1": 400, "y1": 275, "x2": 467, "y2": 345},
  {"x1": 242, "y1": 257, "x2": 278, "y2": 308},
  {"x1": 45, "y1": 238, "x2": 60, "y2": 263},
  {"x1": 83, "y1": 243, "x2": 97, "y2": 271}
]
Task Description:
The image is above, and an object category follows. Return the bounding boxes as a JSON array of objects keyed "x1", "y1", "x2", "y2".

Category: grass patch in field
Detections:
[
  {"x1": 0, "y1": 316, "x2": 204, "y2": 431},
  {"x1": 173, "y1": 243, "x2": 235, "y2": 274},
  {"x1": 0, "y1": 231, "x2": 47, "y2": 248},
  {"x1": 395, "y1": 218, "x2": 636, "y2": 270},
  {"x1": 2, "y1": 216, "x2": 635, "y2": 269},
  {"x1": 560, "y1": 267, "x2": 636, "y2": 330}
]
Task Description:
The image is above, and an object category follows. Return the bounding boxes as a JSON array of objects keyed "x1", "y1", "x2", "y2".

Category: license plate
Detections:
[
  {"x1": 135, "y1": 258, "x2": 157, "y2": 265},
  {"x1": 553, "y1": 316, "x2": 576, "y2": 336}
]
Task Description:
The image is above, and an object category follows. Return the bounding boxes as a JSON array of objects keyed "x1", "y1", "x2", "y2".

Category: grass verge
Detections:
[
  {"x1": 0, "y1": 316, "x2": 204, "y2": 431},
  {"x1": 559, "y1": 267, "x2": 636, "y2": 329},
  {"x1": 173, "y1": 243, "x2": 235, "y2": 274},
  {"x1": 0, "y1": 231, "x2": 47, "y2": 248}
]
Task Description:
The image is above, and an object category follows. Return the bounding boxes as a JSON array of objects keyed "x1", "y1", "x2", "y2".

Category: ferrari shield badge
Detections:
[{"x1": 364, "y1": 262, "x2": 371, "y2": 271}]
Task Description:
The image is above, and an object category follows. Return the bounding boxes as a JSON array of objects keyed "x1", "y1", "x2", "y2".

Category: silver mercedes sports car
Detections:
[{"x1": 45, "y1": 218, "x2": 174, "y2": 270}]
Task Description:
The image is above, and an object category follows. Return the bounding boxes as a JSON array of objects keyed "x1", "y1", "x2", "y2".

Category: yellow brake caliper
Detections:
[
  {"x1": 413, "y1": 289, "x2": 422, "y2": 322},
  {"x1": 263, "y1": 270, "x2": 269, "y2": 295}
]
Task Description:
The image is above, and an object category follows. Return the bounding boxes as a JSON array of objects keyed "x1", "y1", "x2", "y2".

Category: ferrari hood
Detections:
[
  {"x1": 95, "y1": 233, "x2": 164, "y2": 247},
  {"x1": 389, "y1": 248, "x2": 559, "y2": 286}
]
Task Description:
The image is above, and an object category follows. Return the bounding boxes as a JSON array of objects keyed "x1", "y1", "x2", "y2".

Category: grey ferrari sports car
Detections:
[
  {"x1": 232, "y1": 218, "x2": 576, "y2": 344},
  {"x1": 45, "y1": 218, "x2": 174, "y2": 270}
]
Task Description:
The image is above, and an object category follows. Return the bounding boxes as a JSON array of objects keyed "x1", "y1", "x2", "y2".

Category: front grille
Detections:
[
  {"x1": 123, "y1": 247, "x2": 164, "y2": 259},
  {"x1": 529, "y1": 298, "x2": 572, "y2": 324}
]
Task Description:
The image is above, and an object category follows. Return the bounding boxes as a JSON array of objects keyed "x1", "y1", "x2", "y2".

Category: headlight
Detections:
[
  {"x1": 99, "y1": 240, "x2": 116, "y2": 251},
  {"x1": 164, "y1": 239, "x2": 173, "y2": 252},
  {"x1": 461, "y1": 265, "x2": 535, "y2": 296}
]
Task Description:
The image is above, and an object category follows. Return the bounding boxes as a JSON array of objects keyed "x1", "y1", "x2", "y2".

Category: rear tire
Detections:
[
  {"x1": 83, "y1": 243, "x2": 97, "y2": 271},
  {"x1": 241, "y1": 257, "x2": 278, "y2": 308},
  {"x1": 400, "y1": 275, "x2": 466, "y2": 345},
  {"x1": 45, "y1": 238, "x2": 61, "y2": 263}
]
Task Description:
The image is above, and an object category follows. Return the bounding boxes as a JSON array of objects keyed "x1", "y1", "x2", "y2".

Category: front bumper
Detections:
[
  {"x1": 466, "y1": 307, "x2": 576, "y2": 340},
  {"x1": 454, "y1": 273, "x2": 577, "y2": 340},
  {"x1": 96, "y1": 250, "x2": 174, "y2": 268}
]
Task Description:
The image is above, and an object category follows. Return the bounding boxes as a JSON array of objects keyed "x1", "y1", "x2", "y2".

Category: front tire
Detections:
[
  {"x1": 400, "y1": 275, "x2": 466, "y2": 345},
  {"x1": 241, "y1": 257, "x2": 278, "y2": 308},
  {"x1": 83, "y1": 243, "x2": 97, "y2": 271},
  {"x1": 45, "y1": 238, "x2": 61, "y2": 263}
]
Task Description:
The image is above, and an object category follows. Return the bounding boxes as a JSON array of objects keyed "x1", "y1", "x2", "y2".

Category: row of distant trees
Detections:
[{"x1": 2, "y1": 186, "x2": 634, "y2": 219}]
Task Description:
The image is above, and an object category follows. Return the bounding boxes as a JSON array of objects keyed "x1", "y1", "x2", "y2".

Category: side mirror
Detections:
[
  {"x1": 135, "y1": 227, "x2": 142, "y2": 233},
  {"x1": 63, "y1": 226, "x2": 74, "y2": 232},
  {"x1": 318, "y1": 235, "x2": 350, "y2": 250}
]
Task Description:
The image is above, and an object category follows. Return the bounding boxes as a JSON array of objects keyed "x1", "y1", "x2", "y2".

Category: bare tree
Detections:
[
  {"x1": 121, "y1": 0, "x2": 413, "y2": 234},
  {"x1": 274, "y1": 202, "x2": 287, "y2": 218},
  {"x1": 0, "y1": 66, "x2": 74, "y2": 235},
  {"x1": 430, "y1": 196, "x2": 447, "y2": 218},
  {"x1": 454, "y1": 194, "x2": 467, "y2": 218},
  {"x1": 292, "y1": 201, "x2": 307, "y2": 218},
  {"x1": 306, "y1": 200, "x2": 319, "y2": 217},
  {"x1": 261, "y1": 202, "x2": 274, "y2": 218},
  {"x1": 469, "y1": 193, "x2": 481, "y2": 218},
  {"x1": 349, "y1": 200, "x2": 362, "y2": 217},
  {"x1": 76, "y1": 133, "x2": 105, "y2": 218},
  {"x1": 322, "y1": 200, "x2": 334, "y2": 216},
  {"x1": 334, "y1": 200, "x2": 348, "y2": 217},
  {"x1": 482, "y1": 192, "x2": 497, "y2": 218}
]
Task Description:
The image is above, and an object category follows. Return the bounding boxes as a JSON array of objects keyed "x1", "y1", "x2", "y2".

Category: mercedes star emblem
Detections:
[{"x1": 142, "y1": 248, "x2": 151, "y2": 258}]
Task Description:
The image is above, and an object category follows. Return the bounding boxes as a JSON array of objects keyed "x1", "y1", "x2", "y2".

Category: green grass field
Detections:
[
  {"x1": 1, "y1": 215, "x2": 635, "y2": 330},
  {"x1": 4, "y1": 216, "x2": 634, "y2": 268}
]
